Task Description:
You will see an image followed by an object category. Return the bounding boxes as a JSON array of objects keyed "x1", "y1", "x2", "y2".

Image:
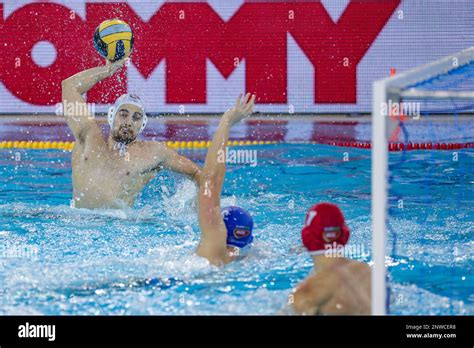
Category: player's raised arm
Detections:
[
  {"x1": 61, "y1": 58, "x2": 127, "y2": 141},
  {"x1": 196, "y1": 93, "x2": 255, "y2": 265}
]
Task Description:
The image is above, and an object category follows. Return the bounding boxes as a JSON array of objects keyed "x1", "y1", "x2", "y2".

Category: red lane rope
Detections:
[{"x1": 323, "y1": 141, "x2": 474, "y2": 151}]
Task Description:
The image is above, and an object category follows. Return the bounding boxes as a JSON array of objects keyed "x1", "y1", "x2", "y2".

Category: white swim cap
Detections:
[{"x1": 108, "y1": 94, "x2": 148, "y2": 133}]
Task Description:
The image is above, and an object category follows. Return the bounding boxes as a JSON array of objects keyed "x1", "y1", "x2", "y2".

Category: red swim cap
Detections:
[{"x1": 301, "y1": 203, "x2": 350, "y2": 254}]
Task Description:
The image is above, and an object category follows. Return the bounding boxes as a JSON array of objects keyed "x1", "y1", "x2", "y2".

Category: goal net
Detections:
[{"x1": 372, "y1": 47, "x2": 474, "y2": 315}]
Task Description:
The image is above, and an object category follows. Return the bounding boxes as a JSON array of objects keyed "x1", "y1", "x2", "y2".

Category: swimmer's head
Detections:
[
  {"x1": 301, "y1": 203, "x2": 350, "y2": 255},
  {"x1": 108, "y1": 94, "x2": 148, "y2": 144},
  {"x1": 222, "y1": 206, "x2": 254, "y2": 256}
]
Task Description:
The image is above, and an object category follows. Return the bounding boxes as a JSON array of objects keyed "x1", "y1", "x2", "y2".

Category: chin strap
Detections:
[{"x1": 113, "y1": 142, "x2": 128, "y2": 157}]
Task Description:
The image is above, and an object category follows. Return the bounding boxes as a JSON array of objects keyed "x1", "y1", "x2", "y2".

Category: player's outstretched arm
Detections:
[
  {"x1": 196, "y1": 93, "x2": 255, "y2": 265},
  {"x1": 61, "y1": 58, "x2": 127, "y2": 141}
]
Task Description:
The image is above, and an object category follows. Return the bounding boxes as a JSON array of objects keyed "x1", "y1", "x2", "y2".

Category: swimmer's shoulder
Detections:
[
  {"x1": 345, "y1": 259, "x2": 371, "y2": 277},
  {"x1": 331, "y1": 259, "x2": 371, "y2": 302},
  {"x1": 134, "y1": 140, "x2": 168, "y2": 153},
  {"x1": 131, "y1": 141, "x2": 167, "y2": 160},
  {"x1": 292, "y1": 273, "x2": 331, "y2": 315},
  {"x1": 132, "y1": 140, "x2": 153, "y2": 149}
]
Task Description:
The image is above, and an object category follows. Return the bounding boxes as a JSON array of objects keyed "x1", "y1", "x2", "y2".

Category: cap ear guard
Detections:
[
  {"x1": 139, "y1": 113, "x2": 148, "y2": 133},
  {"x1": 108, "y1": 106, "x2": 115, "y2": 127}
]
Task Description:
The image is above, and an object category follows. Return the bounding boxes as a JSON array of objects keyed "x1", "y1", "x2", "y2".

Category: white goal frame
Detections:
[{"x1": 371, "y1": 46, "x2": 474, "y2": 315}]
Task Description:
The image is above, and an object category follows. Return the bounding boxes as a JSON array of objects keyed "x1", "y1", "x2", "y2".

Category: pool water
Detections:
[{"x1": 0, "y1": 144, "x2": 472, "y2": 315}]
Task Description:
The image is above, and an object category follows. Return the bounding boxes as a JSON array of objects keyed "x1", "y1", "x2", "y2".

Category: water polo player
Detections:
[
  {"x1": 288, "y1": 203, "x2": 371, "y2": 315},
  {"x1": 61, "y1": 57, "x2": 202, "y2": 209},
  {"x1": 195, "y1": 93, "x2": 256, "y2": 265}
]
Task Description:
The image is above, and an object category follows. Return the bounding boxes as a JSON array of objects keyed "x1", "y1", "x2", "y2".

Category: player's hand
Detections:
[
  {"x1": 224, "y1": 93, "x2": 256, "y2": 126},
  {"x1": 105, "y1": 56, "x2": 129, "y2": 76}
]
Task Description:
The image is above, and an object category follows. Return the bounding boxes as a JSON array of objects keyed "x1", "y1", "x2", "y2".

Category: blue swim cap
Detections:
[{"x1": 221, "y1": 206, "x2": 254, "y2": 249}]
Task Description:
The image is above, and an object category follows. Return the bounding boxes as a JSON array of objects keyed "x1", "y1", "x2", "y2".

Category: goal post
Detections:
[{"x1": 371, "y1": 46, "x2": 474, "y2": 315}]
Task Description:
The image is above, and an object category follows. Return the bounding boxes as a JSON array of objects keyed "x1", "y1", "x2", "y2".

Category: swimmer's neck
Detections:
[
  {"x1": 107, "y1": 133, "x2": 137, "y2": 151},
  {"x1": 311, "y1": 254, "x2": 346, "y2": 269}
]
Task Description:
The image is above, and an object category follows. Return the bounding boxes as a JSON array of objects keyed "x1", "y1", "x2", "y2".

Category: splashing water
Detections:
[{"x1": 0, "y1": 144, "x2": 472, "y2": 314}]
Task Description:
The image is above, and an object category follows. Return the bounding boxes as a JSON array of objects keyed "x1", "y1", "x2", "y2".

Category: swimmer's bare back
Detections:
[
  {"x1": 292, "y1": 258, "x2": 371, "y2": 315},
  {"x1": 62, "y1": 59, "x2": 201, "y2": 209}
]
